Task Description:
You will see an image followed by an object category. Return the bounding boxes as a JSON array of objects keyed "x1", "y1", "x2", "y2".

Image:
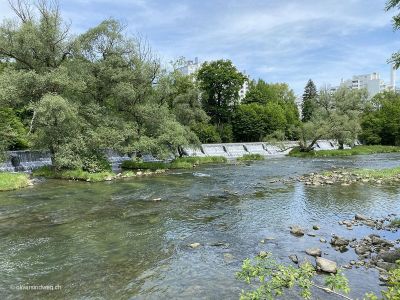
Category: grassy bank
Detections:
[
  {"x1": 121, "y1": 156, "x2": 227, "y2": 170},
  {"x1": 0, "y1": 172, "x2": 30, "y2": 191},
  {"x1": 237, "y1": 154, "x2": 265, "y2": 161},
  {"x1": 33, "y1": 167, "x2": 116, "y2": 182},
  {"x1": 289, "y1": 145, "x2": 400, "y2": 158}
]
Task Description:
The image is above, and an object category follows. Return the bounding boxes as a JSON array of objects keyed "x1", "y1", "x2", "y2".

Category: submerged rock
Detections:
[
  {"x1": 289, "y1": 254, "x2": 299, "y2": 264},
  {"x1": 316, "y1": 257, "x2": 337, "y2": 273},
  {"x1": 290, "y1": 225, "x2": 305, "y2": 237},
  {"x1": 330, "y1": 235, "x2": 350, "y2": 247}
]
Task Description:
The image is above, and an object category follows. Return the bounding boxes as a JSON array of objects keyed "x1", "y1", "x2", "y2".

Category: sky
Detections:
[{"x1": 1, "y1": 0, "x2": 400, "y2": 95}]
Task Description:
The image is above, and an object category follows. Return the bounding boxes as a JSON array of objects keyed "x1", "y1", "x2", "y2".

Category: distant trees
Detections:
[
  {"x1": 301, "y1": 79, "x2": 317, "y2": 122},
  {"x1": 386, "y1": 0, "x2": 400, "y2": 67},
  {"x1": 361, "y1": 91, "x2": 400, "y2": 145}
]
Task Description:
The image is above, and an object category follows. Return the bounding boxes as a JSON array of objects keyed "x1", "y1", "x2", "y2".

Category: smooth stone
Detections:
[
  {"x1": 355, "y1": 214, "x2": 369, "y2": 221},
  {"x1": 307, "y1": 233, "x2": 317, "y2": 237},
  {"x1": 306, "y1": 248, "x2": 322, "y2": 257},
  {"x1": 313, "y1": 225, "x2": 320, "y2": 230},
  {"x1": 258, "y1": 251, "x2": 268, "y2": 258},
  {"x1": 223, "y1": 253, "x2": 235, "y2": 263},
  {"x1": 316, "y1": 257, "x2": 337, "y2": 273},
  {"x1": 319, "y1": 238, "x2": 327, "y2": 243},
  {"x1": 189, "y1": 243, "x2": 201, "y2": 249}
]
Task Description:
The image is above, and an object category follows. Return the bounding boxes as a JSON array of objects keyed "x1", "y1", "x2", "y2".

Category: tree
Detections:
[
  {"x1": 232, "y1": 102, "x2": 286, "y2": 142},
  {"x1": 361, "y1": 91, "x2": 400, "y2": 145},
  {"x1": 298, "y1": 87, "x2": 368, "y2": 151},
  {"x1": 386, "y1": 0, "x2": 400, "y2": 67},
  {"x1": 197, "y1": 59, "x2": 246, "y2": 126},
  {"x1": 301, "y1": 79, "x2": 318, "y2": 122}
]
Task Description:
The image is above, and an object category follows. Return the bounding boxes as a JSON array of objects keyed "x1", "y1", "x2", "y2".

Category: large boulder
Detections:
[
  {"x1": 355, "y1": 214, "x2": 370, "y2": 221},
  {"x1": 377, "y1": 249, "x2": 400, "y2": 263},
  {"x1": 290, "y1": 225, "x2": 305, "y2": 237},
  {"x1": 316, "y1": 257, "x2": 337, "y2": 274}
]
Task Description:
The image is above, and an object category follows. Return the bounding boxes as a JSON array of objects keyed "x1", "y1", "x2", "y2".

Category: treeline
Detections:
[
  {"x1": 1, "y1": 1, "x2": 400, "y2": 173},
  {"x1": 0, "y1": 1, "x2": 301, "y2": 172}
]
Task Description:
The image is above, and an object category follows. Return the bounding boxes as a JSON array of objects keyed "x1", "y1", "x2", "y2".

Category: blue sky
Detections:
[{"x1": 1, "y1": 0, "x2": 400, "y2": 95}]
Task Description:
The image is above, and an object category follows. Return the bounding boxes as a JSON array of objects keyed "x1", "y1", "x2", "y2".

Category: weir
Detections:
[{"x1": 0, "y1": 140, "x2": 350, "y2": 172}]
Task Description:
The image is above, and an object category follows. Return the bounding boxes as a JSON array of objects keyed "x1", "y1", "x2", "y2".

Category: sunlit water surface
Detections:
[{"x1": 1, "y1": 154, "x2": 400, "y2": 299}]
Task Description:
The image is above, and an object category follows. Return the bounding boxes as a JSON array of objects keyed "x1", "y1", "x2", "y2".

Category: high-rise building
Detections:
[
  {"x1": 177, "y1": 57, "x2": 201, "y2": 76},
  {"x1": 329, "y1": 65, "x2": 397, "y2": 98}
]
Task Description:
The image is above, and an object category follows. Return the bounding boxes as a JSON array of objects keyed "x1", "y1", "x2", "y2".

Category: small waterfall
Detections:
[
  {"x1": 264, "y1": 144, "x2": 282, "y2": 155},
  {"x1": 103, "y1": 149, "x2": 131, "y2": 171},
  {"x1": 202, "y1": 144, "x2": 229, "y2": 157},
  {"x1": 244, "y1": 143, "x2": 269, "y2": 155},
  {"x1": 0, "y1": 150, "x2": 52, "y2": 172},
  {"x1": 224, "y1": 144, "x2": 249, "y2": 157},
  {"x1": 316, "y1": 140, "x2": 335, "y2": 150},
  {"x1": 182, "y1": 147, "x2": 206, "y2": 157}
]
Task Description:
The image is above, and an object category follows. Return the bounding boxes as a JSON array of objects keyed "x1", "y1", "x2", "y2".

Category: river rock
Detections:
[
  {"x1": 258, "y1": 251, "x2": 268, "y2": 258},
  {"x1": 313, "y1": 225, "x2": 320, "y2": 230},
  {"x1": 189, "y1": 243, "x2": 201, "y2": 249},
  {"x1": 376, "y1": 249, "x2": 400, "y2": 263},
  {"x1": 330, "y1": 235, "x2": 350, "y2": 247},
  {"x1": 290, "y1": 225, "x2": 305, "y2": 237},
  {"x1": 355, "y1": 214, "x2": 370, "y2": 221},
  {"x1": 375, "y1": 261, "x2": 397, "y2": 271},
  {"x1": 316, "y1": 257, "x2": 337, "y2": 273},
  {"x1": 289, "y1": 254, "x2": 299, "y2": 264},
  {"x1": 319, "y1": 238, "x2": 327, "y2": 243},
  {"x1": 306, "y1": 248, "x2": 322, "y2": 257},
  {"x1": 223, "y1": 253, "x2": 235, "y2": 263},
  {"x1": 355, "y1": 245, "x2": 370, "y2": 255}
]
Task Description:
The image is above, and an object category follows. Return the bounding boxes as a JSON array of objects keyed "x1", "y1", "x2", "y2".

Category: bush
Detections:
[
  {"x1": 191, "y1": 122, "x2": 221, "y2": 143},
  {"x1": 32, "y1": 166, "x2": 114, "y2": 182},
  {"x1": 237, "y1": 154, "x2": 265, "y2": 161}
]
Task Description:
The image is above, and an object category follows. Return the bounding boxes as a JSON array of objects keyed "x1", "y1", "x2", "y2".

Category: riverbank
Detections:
[
  {"x1": 289, "y1": 145, "x2": 400, "y2": 157},
  {"x1": 0, "y1": 172, "x2": 31, "y2": 191},
  {"x1": 299, "y1": 166, "x2": 400, "y2": 186}
]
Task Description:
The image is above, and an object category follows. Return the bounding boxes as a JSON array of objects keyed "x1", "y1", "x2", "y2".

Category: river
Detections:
[{"x1": 1, "y1": 154, "x2": 400, "y2": 299}]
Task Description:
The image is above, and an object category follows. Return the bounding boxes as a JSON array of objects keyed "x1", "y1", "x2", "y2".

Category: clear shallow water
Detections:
[{"x1": 1, "y1": 154, "x2": 400, "y2": 299}]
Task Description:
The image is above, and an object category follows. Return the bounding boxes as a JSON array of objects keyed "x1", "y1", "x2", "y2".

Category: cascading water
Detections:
[
  {"x1": 224, "y1": 144, "x2": 248, "y2": 157},
  {"x1": 243, "y1": 143, "x2": 269, "y2": 155}
]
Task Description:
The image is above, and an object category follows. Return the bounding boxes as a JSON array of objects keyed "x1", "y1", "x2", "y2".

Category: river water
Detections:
[{"x1": 1, "y1": 154, "x2": 400, "y2": 299}]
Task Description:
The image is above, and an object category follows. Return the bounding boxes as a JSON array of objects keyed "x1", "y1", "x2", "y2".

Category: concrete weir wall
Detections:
[{"x1": 0, "y1": 140, "x2": 349, "y2": 172}]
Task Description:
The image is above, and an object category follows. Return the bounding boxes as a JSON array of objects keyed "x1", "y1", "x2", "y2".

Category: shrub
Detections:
[{"x1": 237, "y1": 154, "x2": 264, "y2": 161}]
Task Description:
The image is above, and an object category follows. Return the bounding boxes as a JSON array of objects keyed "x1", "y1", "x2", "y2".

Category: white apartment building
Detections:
[
  {"x1": 177, "y1": 57, "x2": 201, "y2": 76},
  {"x1": 329, "y1": 65, "x2": 396, "y2": 99}
]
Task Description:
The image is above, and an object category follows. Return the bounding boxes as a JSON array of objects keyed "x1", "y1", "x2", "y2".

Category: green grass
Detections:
[
  {"x1": 173, "y1": 156, "x2": 227, "y2": 165},
  {"x1": 289, "y1": 145, "x2": 400, "y2": 158},
  {"x1": 352, "y1": 166, "x2": 400, "y2": 179},
  {"x1": 121, "y1": 156, "x2": 227, "y2": 170},
  {"x1": 237, "y1": 154, "x2": 265, "y2": 161},
  {"x1": 390, "y1": 218, "x2": 400, "y2": 228},
  {"x1": 33, "y1": 166, "x2": 115, "y2": 182},
  {"x1": 0, "y1": 172, "x2": 30, "y2": 191}
]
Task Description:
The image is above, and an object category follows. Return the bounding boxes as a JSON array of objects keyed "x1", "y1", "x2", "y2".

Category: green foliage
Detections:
[
  {"x1": 191, "y1": 123, "x2": 222, "y2": 143},
  {"x1": 32, "y1": 166, "x2": 114, "y2": 182},
  {"x1": 174, "y1": 156, "x2": 227, "y2": 164},
  {"x1": 289, "y1": 145, "x2": 400, "y2": 157},
  {"x1": 197, "y1": 59, "x2": 246, "y2": 125},
  {"x1": 361, "y1": 91, "x2": 400, "y2": 145},
  {"x1": 237, "y1": 154, "x2": 265, "y2": 161},
  {"x1": 237, "y1": 254, "x2": 350, "y2": 300},
  {"x1": 0, "y1": 172, "x2": 30, "y2": 191},
  {"x1": 390, "y1": 219, "x2": 400, "y2": 228},
  {"x1": 301, "y1": 79, "x2": 318, "y2": 122},
  {"x1": 298, "y1": 87, "x2": 368, "y2": 151},
  {"x1": 0, "y1": 108, "x2": 29, "y2": 151}
]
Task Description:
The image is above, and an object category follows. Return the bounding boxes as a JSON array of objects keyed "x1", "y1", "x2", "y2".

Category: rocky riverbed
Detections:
[
  {"x1": 298, "y1": 169, "x2": 400, "y2": 186},
  {"x1": 287, "y1": 213, "x2": 399, "y2": 283}
]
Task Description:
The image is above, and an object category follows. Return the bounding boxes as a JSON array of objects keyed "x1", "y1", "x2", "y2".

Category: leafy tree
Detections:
[
  {"x1": 301, "y1": 79, "x2": 318, "y2": 122},
  {"x1": 298, "y1": 87, "x2": 368, "y2": 151},
  {"x1": 190, "y1": 123, "x2": 221, "y2": 143},
  {"x1": 197, "y1": 59, "x2": 246, "y2": 125},
  {"x1": 386, "y1": 0, "x2": 400, "y2": 67},
  {"x1": 0, "y1": 108, "x2": 29, "y2": 150},
  {"x1": 232, "y1": 102, "x2": 286, "y2": 142},
  {"x1": 243, "y1": 80, "x2": 297, "y2": 105},
  {"x1": 361, "y1": 91, "x2": 400, "y2": 145}
]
